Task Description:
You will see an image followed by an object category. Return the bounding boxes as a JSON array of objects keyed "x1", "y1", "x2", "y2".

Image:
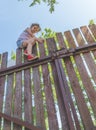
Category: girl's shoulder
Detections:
[{"x1": 24, "y1": 27, "x2": 29, "y2": 32}]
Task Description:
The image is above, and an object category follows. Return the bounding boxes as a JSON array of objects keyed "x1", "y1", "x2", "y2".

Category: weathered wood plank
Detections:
[
  {"x1": 80, "y1": 26, "x2": 95, "y2": 43},
  {"x1": 42, "y1": 64, "x2": 59, "y2": 130},
  {"x1": 39, "y1": 41, "x2": 59, "y2": 130},
  {"x1": 55, "y1": 59, "x2": 75, "y2": 130},
  {"x1": 64, "y1": 31, "x2": 76, "y2": 48},
  {"x1": 56, "y1": 33, "x2": 67, "y2": 48},
  {"x1": 3, "y1": 74, "x2": 14, "y2": 130},
  {"x1": 82, "y1": 53, "x2": 96, "y2": 87},
  {"x1": 0, "y1": 53, "x2": 8, "y2": 69},
  {"x1": 0, "y1": 53, "x2": 8, "y2": 110},
  {"x1": 24, "y1": 68, "x2": 32, "y2": 130},
  {"x1": 80, "y1": 26, "x2": 96, "y2": 57},
  {"x1": 13, "y1": 49, "x2": 22, "y2": 130},
  {"x1": 59, "y1": 60, "x2": 82, "y2": 130},
  {"x1": 33, "y1": 42, "x2": 45, "y2": 129},
  {"x1": 0, "y1": 52, "x2": 8, "y2": 126},
  {"x1": 80, "y1": 25, "x2": 96, "y2": 57},
  {"x1": 89, "y1": 24, "x2": 96, "y2": 39},
  {"x1": 73, "y1": 28, "x2": 85, "y2": 46},
  {"x1": 50, "y1": 61, "x2": 70, "y2": 130},
  {"x1": 0, "y1": 54, "x2": 1, "y2": 69},
  {"x1": 23, "y1": 48, "x2": 33, "y2": 130},
  {"x1": 33, "y1": 66, "x2": 46, "y2": 129}
]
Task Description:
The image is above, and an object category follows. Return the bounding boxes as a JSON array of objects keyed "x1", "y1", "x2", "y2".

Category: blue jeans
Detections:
[{"x1": 16, "y1": 40, "x2": 24, "y2": 48}]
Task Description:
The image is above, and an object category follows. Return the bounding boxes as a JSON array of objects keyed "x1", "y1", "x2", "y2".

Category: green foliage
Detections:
[
  {"x1": 11, "y1": 50, "x2": 16, "y2": 60},
  {"x1": 89, "y1": 19, "x2": 95, "y2": 25},
  {"x1": 41, "y1": 28, "x2": 56, "y2": 38},
  {"x1": 18, "y1": 0, "x2": 58, "y2": 13},
  {"x1": 0, "y1": 58, "x2": 1, "y2": 65}
]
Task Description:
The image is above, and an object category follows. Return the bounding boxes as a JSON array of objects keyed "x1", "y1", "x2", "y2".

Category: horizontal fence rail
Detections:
[
  {"x1": 1, "y1": 42, "x2": 96, "y2": 77},
  {"x1": 0, "y1": 24, "x2": 96, "y2": 130}
]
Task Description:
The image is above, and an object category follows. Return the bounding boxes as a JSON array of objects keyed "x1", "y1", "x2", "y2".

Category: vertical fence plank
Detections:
[
  {"x1": 55, "y1": 59, "x2": 75, "y2": 130},
  {"x1": 88, "y1": 24, "x2": 96, "y2": 57},
  {"x1": 0, "y1": 53, "x2": 8, "y2": 69},
  {"x1": 33, "y1": 66, "x2": 46, "y2": 129},
  {"x1": 80, "y1": 26, "x2": 96, "y2": 58},
  {"x1": 89, "y1": 24, "x2": 96, "y2": 38},
  {"x1": 24, "y1": 52, "x2": 33, "y2": 130},
  {"x1": 58, "y1": 60, "x2": 82, "y2": 130},
  {"x1": 83, "y1": 53, "x2": 96, "y2": 84},
  {"x1": 24, "y1": 69, "x2": 32, "y2": 130},
  {"x1": 24, "y1": 68, "x2": 32, "y2": 130},
  {"x1": 42, "y1": 63, "x2": 58, "y2": 130},
  {"x1": 64, "y1": 31, "x2": 76, "y2": 48},
  {"x1": 13, "y1": 49, "x2": 22, "y2": 130},
  {"x1": 3, "y1": 74, "x2": 14, "y2": 130},
  {"x1": 80, "y1": 26, "x2": 95, "y2": 43},
  {"x1": 0, "y1": 52, "x2": 8, "y2": 127},
  {"x1": 73, "y1": 28, "x2": 85, "y2": 46},
  {"x1": 23, "y1": 47, "x2": 33, "y2": 130},
  {"x1": 0, "y1": 54, "x2": 1, "y2": 69},
  {"x1": 39, "y1": 42, "x2": 59, "y2": 130},
  {"x1": 56, "y1": 33, "x2": 67, "y2": 48},
  {"x1": 32, "y1": 43, "x2": 46, "y2": 130},
  {"x1": 49, "y1": 61, "x2": 69, "y2": 130}
]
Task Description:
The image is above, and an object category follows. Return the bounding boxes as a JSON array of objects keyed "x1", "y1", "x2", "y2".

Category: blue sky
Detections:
[{"x1": 0, "y1": 0, "x2": 96, "y2": 55}]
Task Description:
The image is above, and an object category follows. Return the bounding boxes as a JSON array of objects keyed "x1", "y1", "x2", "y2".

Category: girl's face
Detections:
[{"x1": 31, "y1": 25, "x2": 41, "y2": 33}]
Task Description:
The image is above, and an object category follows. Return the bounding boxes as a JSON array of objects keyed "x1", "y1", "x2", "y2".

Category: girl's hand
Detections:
[{"x1": 38, "y1": 38, "x2": 45, "y2": 43}]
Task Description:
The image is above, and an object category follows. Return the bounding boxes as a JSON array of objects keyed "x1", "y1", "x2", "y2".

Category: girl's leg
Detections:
[
  {"x1": 23, "y1": 38, "x2": 38, "y2": 61},
  {"x1": 24, "y1": 37, "x2": 36, "y2": 55},
  {"x1": 27, "y1": 43, "x2": 33, "y2": 55}
]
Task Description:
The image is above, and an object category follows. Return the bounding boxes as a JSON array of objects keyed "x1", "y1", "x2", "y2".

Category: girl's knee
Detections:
[
  {"x1": 22, "y1": 42, "x2": 28, "y2": 48},
  {"x1": 29, "y1": 37, "x2": 36, "y2": 43}
]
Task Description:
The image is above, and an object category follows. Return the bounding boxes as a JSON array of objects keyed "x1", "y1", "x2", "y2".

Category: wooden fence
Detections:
[{"x1": 0, "y1": 24, "x2": 96, "y2": 130}]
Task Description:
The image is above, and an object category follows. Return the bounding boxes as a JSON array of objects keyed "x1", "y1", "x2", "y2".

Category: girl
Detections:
[{"x1": 17, "y1": 23, "x2": 44, "y2": 61}]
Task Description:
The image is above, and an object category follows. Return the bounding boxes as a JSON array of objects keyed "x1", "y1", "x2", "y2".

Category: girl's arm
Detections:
[{"x1": 36, "y1": 37, "x2": 44, "y2": 43}]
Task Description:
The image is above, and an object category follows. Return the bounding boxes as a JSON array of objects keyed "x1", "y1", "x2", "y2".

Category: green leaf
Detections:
[
  {"x1": 11, "y1": 51, "x2": 16, "y2": 60},
  {"x1": 19, "y1": 0, "x2": 58, "y2": 13},
  {"x1": 89, "y1": 19, "x2": 95, "y2": 25}
]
